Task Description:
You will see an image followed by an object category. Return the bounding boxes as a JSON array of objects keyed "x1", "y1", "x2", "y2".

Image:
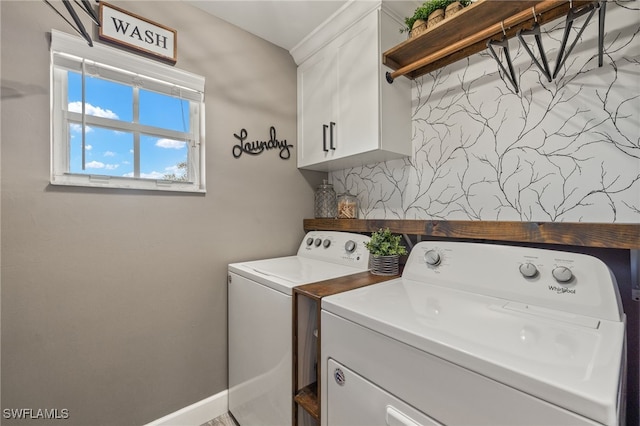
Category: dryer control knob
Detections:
[
  {"x1": 345, "y1": 240, "x2": 356, "y2": 253},
  {"x1": 323, "y1": 239, "x2": 331, "y2": 248},
  {"x1": 314, "y1": 238, "x2": 322, "y2": 247},
  {"x1": 519, "y1": 262, "x2": 538, "y2": 278},
  {"x1": 424, "y1": 250, "x2": 441, "y2": 266},
  {"x1": 552, "y1": 266, "x2": 574, "y2": 283},
  {"x1": 306, "y1": 237, "x2": 314, "y2": 246}
]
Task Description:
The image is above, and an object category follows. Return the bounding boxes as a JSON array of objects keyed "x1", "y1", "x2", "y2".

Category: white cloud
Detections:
[
  {"x1": 86, "y1": 161, "x2": 118, "y2": 171},
  {"x1": 68, "y1": 101, "x2": 118, "y2": 119},
  {"x1": 104, "y1": 151, "x2": 116, "y2": 157},
  {"x1": 123, "y1": 171, "x2": 165, "y2": 179},
  {"x1": 70, "y1": 123, "x2": 93, "y2": 133},
  {"x1": 142, "y1": 171, "x2": 166, "y2": 179},
  {"x1": 86, "y1": 144, "x2": 92, "y2": 151},
  {"x1": 156, "y1": 139, "x2": 186, "y2": 149},
  {"x1": 86, "y1": 160, "x2": 105, "y2": 169}
]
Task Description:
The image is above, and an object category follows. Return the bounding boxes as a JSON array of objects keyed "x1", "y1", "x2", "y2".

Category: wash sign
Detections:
[{"x1": 99, "y1": 2, "x2": 177, "y2": 63}]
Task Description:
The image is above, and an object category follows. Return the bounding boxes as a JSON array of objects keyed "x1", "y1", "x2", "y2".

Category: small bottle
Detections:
[
  {"x1": 337, "y1": 191, "x2": 358, "y2": 219},
  {"x1": 314, "y1": 180, "x2": 337, "y2": 218}
]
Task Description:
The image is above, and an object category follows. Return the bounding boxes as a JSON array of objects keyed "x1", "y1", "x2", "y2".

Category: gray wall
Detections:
[{"x1": 1, "y1": 1, "x2": 323, "y2": 424}]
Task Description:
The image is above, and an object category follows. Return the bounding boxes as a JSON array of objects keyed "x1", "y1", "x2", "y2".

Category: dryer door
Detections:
[{"x1": 326, "y1": 359, "x2": 442, "y2": 426}]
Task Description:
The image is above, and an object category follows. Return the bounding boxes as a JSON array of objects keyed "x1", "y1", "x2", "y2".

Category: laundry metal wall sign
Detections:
[
  {"x1": 233, "y1": 127, "x2": 293, "y2": 160},
  {"x1": 99, "y1": 2, "x2": 177, "y2": 63}
]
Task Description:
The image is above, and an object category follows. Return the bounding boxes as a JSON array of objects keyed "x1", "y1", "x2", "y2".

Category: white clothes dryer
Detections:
[
  {"x1": 322, "y1": 241, "x2": 626, "y2": 426},
  {"x1": 228, "y1": 231, "x2": 370, "y2": 426}
]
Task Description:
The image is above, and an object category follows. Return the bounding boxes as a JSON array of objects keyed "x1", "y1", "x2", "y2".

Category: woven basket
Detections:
[
  {"x1": 370, "y1": 255, "x2": 400, "y2": 276},
  {"x1": 410, "y1": 19, "x2": 428, "y2": 38},
  {"x1": 445, "y1": 1, "x2": 463, "y2": 18},
  {"x1": 427, "y1": 9, "x2": 445, "y2": 28}
]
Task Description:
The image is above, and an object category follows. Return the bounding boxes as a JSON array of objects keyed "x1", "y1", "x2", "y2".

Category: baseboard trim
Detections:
[{"x1": 144, "y1": 390, "x2": 228, "y2": 426}]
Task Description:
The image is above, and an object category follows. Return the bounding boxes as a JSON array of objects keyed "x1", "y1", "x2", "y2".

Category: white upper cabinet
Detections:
[{"x1": 293, "y1": 2, "x2": 413, "y2": 171}]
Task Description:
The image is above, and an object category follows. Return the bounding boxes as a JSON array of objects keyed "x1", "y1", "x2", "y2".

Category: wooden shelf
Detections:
[
  {"x1": 383, "y1": 0, "x2": 596, "y2": 80},
  {"x1": 295, "y1": 270, "x2": 401, "y2": 301},
  {"x1": 294, "y1": 383, "x2": 319, "y2": 421},
  {"x1": 292, "y1": 271, "x2": 399, "y2": 425},
  {"x1": 303, "y1": 219, "x2": 640, "y2": 249}
]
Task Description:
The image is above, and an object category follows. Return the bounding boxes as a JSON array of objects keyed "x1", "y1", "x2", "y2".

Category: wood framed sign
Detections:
[{"x1": 99, "y1": 2, "x2": 177, "y2": 64}]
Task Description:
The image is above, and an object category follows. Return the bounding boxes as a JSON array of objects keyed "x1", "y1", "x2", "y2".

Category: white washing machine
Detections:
[
  {"x1": 321, "y1": 241, "x2": 627, "y2": 426},
  {"x1": 228, "y1": 231, "x2": 370, "y2": 426}
]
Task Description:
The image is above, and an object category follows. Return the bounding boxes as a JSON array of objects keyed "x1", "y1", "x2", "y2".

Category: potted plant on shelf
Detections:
[
  {"x1": 402, "y1": 0, "x2": 472, "y2": 38},
  {"x1": 365, "y1": 228, "x2": 408, "y2": 276}
]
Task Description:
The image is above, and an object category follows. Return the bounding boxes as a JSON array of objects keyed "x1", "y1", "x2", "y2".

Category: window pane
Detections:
[
  {"x1": 69, "y1": 124, "x2": 134, "y2": 177},
  {"x1": 52, "y1": 30, "x2": 204, "y2": 192},
  {"x1": 140, "y1": 134, "x2": 189, "y2": 181},
  {"x1": 139, "y1": 89, "x2": 190, "y2": 133},
  {"x1": 67, "y1": 71, "x2": 133, "y2": 122}
]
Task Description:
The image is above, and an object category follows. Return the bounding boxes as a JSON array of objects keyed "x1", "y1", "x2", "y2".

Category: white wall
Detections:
[{"x1": 331, "y1": 1, "x2": 640, "y2": 223}]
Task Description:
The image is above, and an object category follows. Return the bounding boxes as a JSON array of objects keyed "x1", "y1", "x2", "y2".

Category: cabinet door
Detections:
[
  {"x1": 297, "y1": 49, "x2": 338, "y2": 169},
  {"x1": 335, "y1": 10, "x2": 379, "y2": 159}
]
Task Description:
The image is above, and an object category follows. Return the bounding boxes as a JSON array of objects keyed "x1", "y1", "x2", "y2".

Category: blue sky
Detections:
[{"x1": 68, "y1": 72, "x2": 189, "y2": 180}]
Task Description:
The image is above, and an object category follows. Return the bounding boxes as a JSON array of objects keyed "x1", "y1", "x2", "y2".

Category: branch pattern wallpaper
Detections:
[{"x1": 330, "y1": 1, "x2": 640, "y2": 223}]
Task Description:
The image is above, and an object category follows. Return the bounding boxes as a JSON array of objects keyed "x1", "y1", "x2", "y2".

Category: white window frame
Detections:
[{"x1": 50, "y1": 30, "x2": 206, "y2": 193}]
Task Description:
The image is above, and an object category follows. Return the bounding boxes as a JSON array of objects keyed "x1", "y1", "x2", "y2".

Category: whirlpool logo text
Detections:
[{"x1": 548, "y1": 285, "x2": 576, "y2": 295}]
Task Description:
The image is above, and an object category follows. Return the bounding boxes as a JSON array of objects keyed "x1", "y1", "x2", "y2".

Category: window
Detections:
[{"x1": 50, "y1": 30, "x2": 205, "y2": 192}]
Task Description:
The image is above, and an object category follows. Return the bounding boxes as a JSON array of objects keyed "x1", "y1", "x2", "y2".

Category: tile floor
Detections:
[{"x1": 201, "y1": 412, "x2": 238, "y2": 426}]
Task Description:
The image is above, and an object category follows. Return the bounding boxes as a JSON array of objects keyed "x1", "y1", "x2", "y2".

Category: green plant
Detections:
[
  {"x1": 401, "y1": 0, "x2": 472, "y2": 33},
  {"x1": 364, "y1": 228, "x2": 408, "y2": 256}
]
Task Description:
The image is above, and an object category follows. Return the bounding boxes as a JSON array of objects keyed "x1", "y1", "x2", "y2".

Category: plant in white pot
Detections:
[{"x1": 364, "y1": 228, "x2": 408, "y2": 276}]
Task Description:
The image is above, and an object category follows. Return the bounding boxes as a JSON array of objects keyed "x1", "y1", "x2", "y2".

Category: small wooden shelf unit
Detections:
[{"x1": 292, "y1": 271, "x2": 400, "y2": 425}]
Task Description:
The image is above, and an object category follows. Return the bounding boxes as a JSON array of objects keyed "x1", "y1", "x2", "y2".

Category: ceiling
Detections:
[{"x1": 184, "y1": 1, "x2": 349, "y2": 51}]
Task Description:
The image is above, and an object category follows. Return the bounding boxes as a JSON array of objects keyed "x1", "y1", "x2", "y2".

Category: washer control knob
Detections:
[
  {"x1": 323, "y1": 239, "x2": 331, "y2": 248},
  {"x1": 306, "y1": 237, "x2": 314, "y2": 246},
  {"x1": 424, "y1": 250, "x2": 441, "y2": 266},
  {"x1": 552, "y1": 266, "x2": 573, "y2": 283},
  {"x1": 519, "y1": 262, "x2": 538, "y2": 278},
  {"x1": 314, "y1": 238, "x2": 322, "y2": 247},
  {"x1": 344, "y1": 240, "x2": 356, "y2": 253}
]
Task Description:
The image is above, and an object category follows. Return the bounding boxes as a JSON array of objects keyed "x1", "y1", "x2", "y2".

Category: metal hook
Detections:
[
  {"x1": 598, "y1": 0, "x2": 607, "y2": 67},
  {"x1": 73, "y1": 0, "x2": 100, "y2": 26},
  {"x1": 486, "y1": 37, "x2": 519, "y2": 93},
  {"x1": 517, "y1": 7, "x2": 552, "y2": 82},
  {"x1": 43, "y1": 0, "x2": 93, "y2": 46},
  {"x1": 532, "y1": 6, "x2": 537, "y2": 23},
  {"x1": 500, "y1": 21, "x2": 506, "y2": 37},
  {"x1": 553, "y1": 1, "x2": 598, "y2": 78}
]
